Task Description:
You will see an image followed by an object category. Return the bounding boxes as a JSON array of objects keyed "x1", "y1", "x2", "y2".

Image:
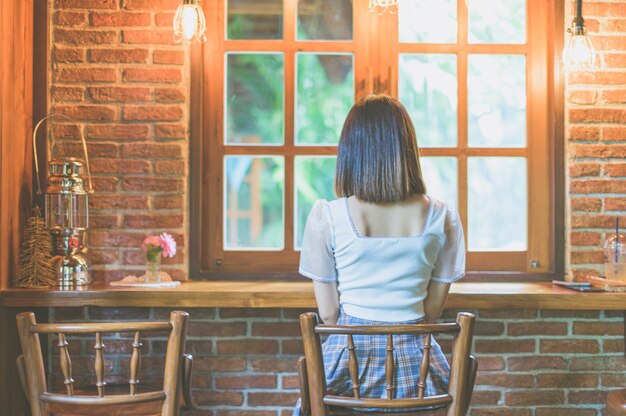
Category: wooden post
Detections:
[
  {"x1": 417, "y1": 334, "x2": 432, "y2": 399},
  {"x1": 347, "y1": 334, "x2": 360, "y2": 399},
  {"x1": 300, "y1": 312, "x2": 328, "y2": 416},
  {"x1": 129, "y1": 332, "x2": 142, "y2": 395},
  {"x1": 58, "y1": 333, "x2": 74, "y2": 396},
  {"x1": 94, "y1": 332, "x2": 106, "y2": 397},
  {"x1": 385, "y1": 334, "x2": 395, "y2": 400},
  {"x1": 161, "y1": 311, "x2": 188, "y2": 416},
  {"x1": 447, "y1": 312, "x2": 475, "y2": 416}
]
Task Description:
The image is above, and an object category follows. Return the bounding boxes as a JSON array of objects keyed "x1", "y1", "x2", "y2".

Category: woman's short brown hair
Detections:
[{"x1": 335, "y1": 95, "x2": 426, "y2": 203}]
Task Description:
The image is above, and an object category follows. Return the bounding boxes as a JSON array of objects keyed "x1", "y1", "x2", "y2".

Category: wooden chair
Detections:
[
  {"x1": 607, "y1": 389, "x2": 626, "y2": 415},
  {"x1": 297, "y1": 312, "x2": 477, "y2": 416},
  {"x1": 15, "y1": 310, "x2": 193, "y2": 416}
]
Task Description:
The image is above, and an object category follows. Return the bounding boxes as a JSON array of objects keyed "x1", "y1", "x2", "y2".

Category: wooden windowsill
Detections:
[{"x1": 0, "y1": 281, "x2": 625, "y2": 309}]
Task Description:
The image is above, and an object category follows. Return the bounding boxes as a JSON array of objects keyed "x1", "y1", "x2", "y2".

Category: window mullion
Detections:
[
  {"x1": 285, "y1": 155, "x2": 295, "y2": 251},
  {"x1": 458, "y1": 0, "x2": 468, "y2": 45},
  {"x1": 526, "y1": 0, "x2": 553, "y2": 273},
  {"x1": 284, "y1": 0, "x2": 296, "y2": 251},
  {"x1": 458, "y1": 0, "x2": 469, "y2": 245},
  {"x1": 353, "y1": 0, "x2": 375, "y2": 99}
]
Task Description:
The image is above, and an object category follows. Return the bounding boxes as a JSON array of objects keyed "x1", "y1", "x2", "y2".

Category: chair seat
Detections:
[
  {"x1": 329, "y1": 406, "x2": 448, "y2": 416},
  {"x1": 607, "y1": 389, "x2": 626, "y2": 416},
  {"x1": 48, "y1": 384, "x2": 163, "y2": 416}
]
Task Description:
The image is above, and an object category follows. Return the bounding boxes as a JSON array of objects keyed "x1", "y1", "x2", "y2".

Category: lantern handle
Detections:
[{"x1": 33, "y1": 114, "x2": 94, "y2": 195}]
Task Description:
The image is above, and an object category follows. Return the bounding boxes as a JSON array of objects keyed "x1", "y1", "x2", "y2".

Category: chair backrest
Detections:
[
  {"x1": 16, "y1": 310, "x2": 188, "y2": 416},
  {"x1": 299, "y1": 312, "x2": 475, "y2": 416}
]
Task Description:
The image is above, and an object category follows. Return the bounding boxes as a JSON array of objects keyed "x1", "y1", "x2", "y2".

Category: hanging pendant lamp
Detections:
[
  {"x1": 173, "y1": 0, "x2": 207, "y2": 43},
  {"x1": 562, "y1": 0, "x2": 596, "y2": 70}
]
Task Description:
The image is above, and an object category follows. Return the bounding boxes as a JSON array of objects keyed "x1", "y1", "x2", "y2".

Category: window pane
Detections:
[
  {"x1": 297, "y1": 0, "x2": 352, "y2": 41},
  {"x1": 294, "y1": 156, "x2": 337, "y2": 248},
  {"x1": 226, "y1": 53, "x2": 284, "y2": 145},
  {"x1": 399, "y1": 0, "x2": 456, "y2": 44},
  {"x1": 421, "y1": 157, "x2": 458, "y2": 209},
  {"x1": 400, "y1": 54, "x2": 457, "y2": 147},
  {"x1": 225, "y1": 156, "x2": 284, "y2": 250},
  {"x1": 468, "y1": 54, "x2": 526, "y2": 148},
  {"x1": 468, "y1": 157, "x2": 527, "y2": 251},
  {"x1": 227, "y1": 0, "x2": 283, "y2": 40},
  {"x1": 468, "y1": 0, "x2": 525, "y2": 44},
  {"x1": 296, "y1": 53, "x2": 354, "y2": 145}
]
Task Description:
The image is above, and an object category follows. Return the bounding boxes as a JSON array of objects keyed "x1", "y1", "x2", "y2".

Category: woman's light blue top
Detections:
[{"x1": 299, "y1": 196, "x2": 465, "y2": 322}]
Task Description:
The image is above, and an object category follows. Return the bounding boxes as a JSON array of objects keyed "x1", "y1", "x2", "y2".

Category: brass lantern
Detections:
[{"x1": 34, "y1": 115, "x2": 94, "y2": 287}]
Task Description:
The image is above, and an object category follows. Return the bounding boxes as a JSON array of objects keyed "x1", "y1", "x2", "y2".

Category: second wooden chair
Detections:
[
  {"x1": 16, "y1": 310, "x2": 193, "y2": 416},
  {"x1": 297, "y1": 312, "x2": 477, "y2": 416}
]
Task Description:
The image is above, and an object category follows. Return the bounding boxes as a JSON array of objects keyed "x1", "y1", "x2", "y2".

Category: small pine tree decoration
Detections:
[{"x1": 17, "y1": 206, "x2": 56, "y2": 288}]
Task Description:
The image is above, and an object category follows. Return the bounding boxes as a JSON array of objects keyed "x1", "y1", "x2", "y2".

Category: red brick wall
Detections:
[
  {"x1": 47, "y1": 1, "x2": 626, "y2": 280},
  {"x1": 49, "y1": 0, "x2": 188, "y2": 282},
  {"x1": 44, "y1": 0, "x2": 626, "y2": 415},
  {"x1": 49, "y1": 307, "x2": 625, "y2": 415},
  {"x1": 567, "y1": 0, "x2": 626, "y2": 278},
  {"x1": 47, "y1": 0, "x2": 626, "y2": 283}
]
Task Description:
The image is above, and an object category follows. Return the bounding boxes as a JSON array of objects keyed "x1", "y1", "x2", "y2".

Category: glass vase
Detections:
[{"x1": 145, "y1": 256, "x2": 162, "y2": 283}]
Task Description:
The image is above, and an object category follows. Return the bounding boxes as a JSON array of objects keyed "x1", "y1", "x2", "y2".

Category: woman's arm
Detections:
[
  {"x1": 313, "y1": 280, "x2": 340, "y2": 325},
  {"x1": 422, "y1": 281, "x2": 451, "y2": 324},
  {"x1": 426, "y1": 205, "x2": 465, "y2": 323},
  {"x1": 299, "y1": 200, "x2": 339, "y2": 324}
]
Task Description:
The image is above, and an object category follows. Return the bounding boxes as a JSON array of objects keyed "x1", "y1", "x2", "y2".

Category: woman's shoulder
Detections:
[
  {"x1": 426, "y1": 196, "x2": 461, "y2": 227},
  {"x1": 307, "y1": 199, "x2": 335, "y2": 223},
  {"x1": 311, "y1": 197, "x2": 347, "y2": 213},
  {"x1": 427, "y1": 196, "x2": 456, "y2": 215}
]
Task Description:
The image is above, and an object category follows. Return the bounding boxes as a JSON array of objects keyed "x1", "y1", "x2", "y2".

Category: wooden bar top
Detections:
[{"x1": 0, "y1": 281, "x2": 625, "y2": 309}]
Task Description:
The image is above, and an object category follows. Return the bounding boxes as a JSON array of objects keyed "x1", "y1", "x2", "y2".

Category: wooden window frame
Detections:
[{"x1": 190, "y1": 0, "x2": 565, "y2": 281}]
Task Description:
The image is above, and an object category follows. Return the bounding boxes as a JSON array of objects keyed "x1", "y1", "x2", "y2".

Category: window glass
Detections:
[
  {"x1": 468, "y1": 0, "x2": 526, "y2": 44},
  {"x1": 224, "y1": 156, "x2": 285, "y2": 250},
  {"x1": 297, "y1": 0, "x2": 353, "y2": 41},
  {"x1": 294, "y1": 156, "x2": 337, "y2": 248},
  {"x1": 421, "y1": 157, "x2": 458, "y2": 209},
  {"x1": 399, "y1": 0, "x2": 456, "y2": 44},
  {"x1": 227, "y1": 0, "x2": 283, "y2": 40},
  {"x1": 400, "y1": 54, "x2": 457, "y2": 147},
  {"x1": 468, "y1": 157, "x2": 527, "y2": 251},
  {"x1": 296, "y1": 53, "x2": 354, "y2": 145},
  {"x1": 468, "y1": 54, "x2": 526, "y2": 148},
  {"x1": 225, "y1": 53, "x2": 285, "y2": 145}
]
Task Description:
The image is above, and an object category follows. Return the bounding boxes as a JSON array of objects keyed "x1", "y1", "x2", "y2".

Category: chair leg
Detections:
[{"x1": 298, "y1": 356, "x2": 311, "y2": 416}]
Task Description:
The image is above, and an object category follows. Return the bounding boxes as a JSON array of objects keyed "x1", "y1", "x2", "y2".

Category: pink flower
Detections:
[
  {"x1": 159, "y1": 232, "x2": 177, "y2": 258},
  {"x1": 142, "y1": 236, "x2": 161, "y2": 251}
]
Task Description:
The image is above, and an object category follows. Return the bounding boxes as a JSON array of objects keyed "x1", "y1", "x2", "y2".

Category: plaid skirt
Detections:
[{"x1": 293, "y1": 311, "x2": 450, "y2": 415}]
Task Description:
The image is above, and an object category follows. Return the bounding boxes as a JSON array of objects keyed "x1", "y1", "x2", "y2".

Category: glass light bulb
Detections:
[
  {"x1": 563, "y1": 33, "x2": 596, "y2": 70},
  {"x1": 174, "y1": 1, "x2": 206, "y2": 43},
  {"x1": 181, "y1": 6, "x2": 198, "y2": 40}
]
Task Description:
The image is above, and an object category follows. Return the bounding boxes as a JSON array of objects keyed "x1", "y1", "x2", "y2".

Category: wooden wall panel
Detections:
[
  {"x1": 0, "y1": 0, "x2": 34, "y2": 289},
  {"x1": 1, "y1": 0, "x2": 35, "y2": 414}
]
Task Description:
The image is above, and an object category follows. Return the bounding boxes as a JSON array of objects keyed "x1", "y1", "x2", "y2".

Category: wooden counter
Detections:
[{"x1": 1, "y1": 281, "x2": 626, "y2": 309}]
